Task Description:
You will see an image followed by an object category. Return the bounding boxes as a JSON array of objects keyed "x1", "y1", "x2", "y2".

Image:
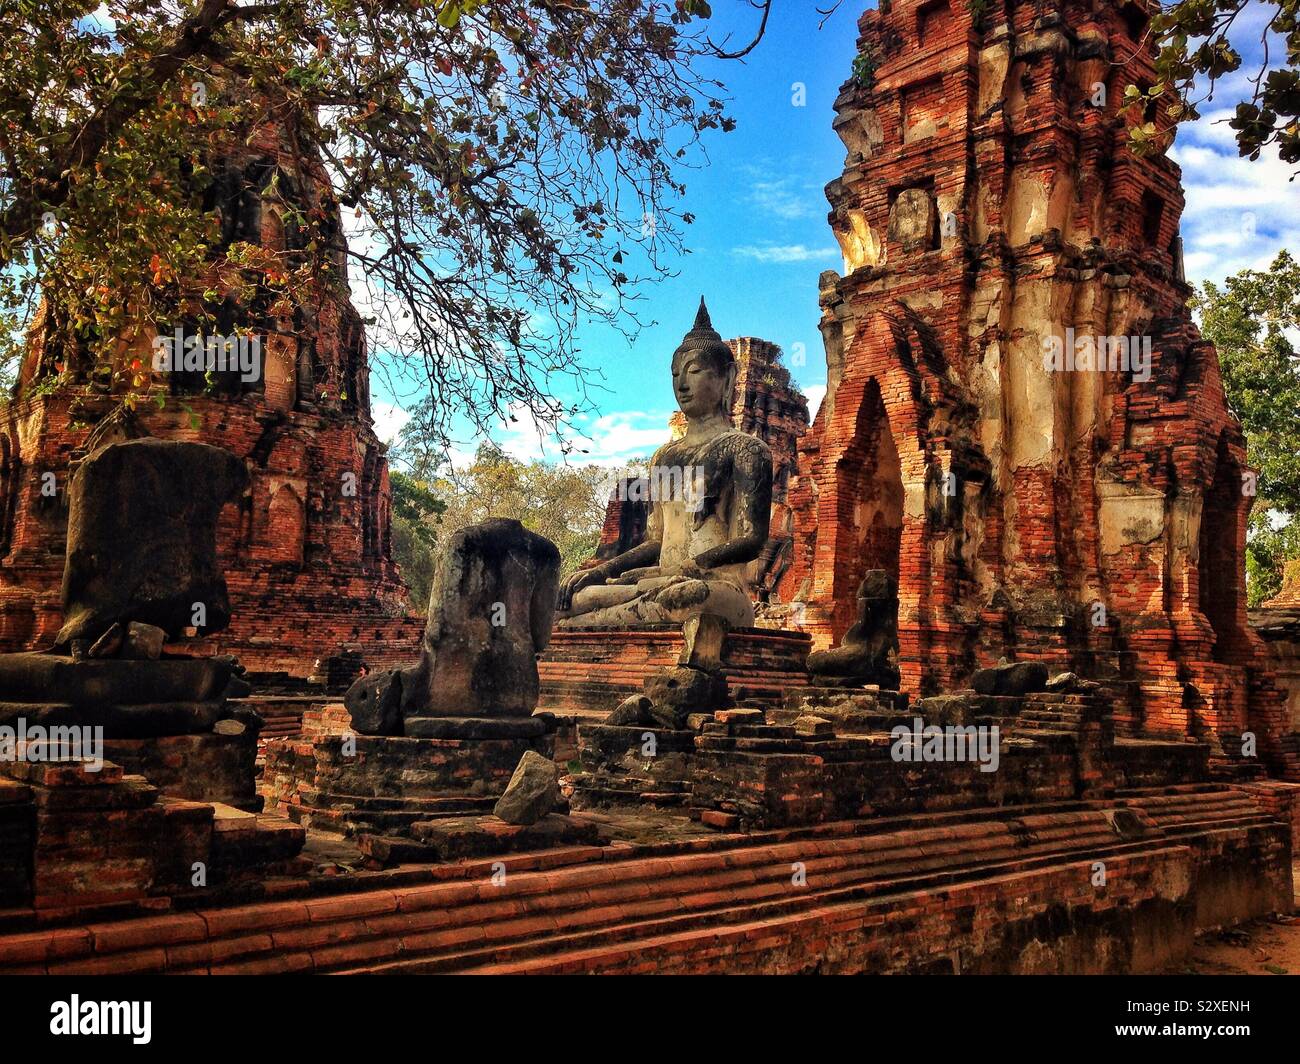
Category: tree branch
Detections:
[{"x1": 0, "y1": 0, "x2": 282, "y2": 246}]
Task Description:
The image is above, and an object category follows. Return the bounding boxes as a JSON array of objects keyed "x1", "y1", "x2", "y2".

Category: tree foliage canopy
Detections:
[
  {"x1": 389, "y1": 438, "x2": 613, "y2": 608},
  {"x1": 1192, "y1": 249, "x2": 1300, "y2": 605},
  {"x1": 0, "y1": 0, "x2": 738, "y2": 452},
  {"x1": 1153, "y1": 0, "x2": 1300, "y2": 164}
]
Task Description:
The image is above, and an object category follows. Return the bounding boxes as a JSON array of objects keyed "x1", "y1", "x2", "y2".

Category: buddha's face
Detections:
[{"x1": 671, "y1": 348, "x2": 734, "y2": 421}]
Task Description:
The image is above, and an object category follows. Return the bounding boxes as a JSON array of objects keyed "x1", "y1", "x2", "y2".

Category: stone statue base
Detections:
[
  {"x1": 0, "y1": 651, "x2": 237, "y2": 706},
  {"x1": 570, "y1": 724, "x2": 698, "y2": 810},
  {"x1": 262, "y1": 706, "x2": 559, "y2": 838},
  {"x1": 0, "y1": 659, "x2": 302, "y2": 912},
  {"x1": 0, "y1": 651, "x2": 264, "y2": 810}
]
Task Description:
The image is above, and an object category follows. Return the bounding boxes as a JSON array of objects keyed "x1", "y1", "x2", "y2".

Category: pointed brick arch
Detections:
[
  {"x1": 266, "y1": 480, "x2": 306, "y2": 567},
  {"x1": 792, "y1": 304, "x2": 967, "y2": 693}
]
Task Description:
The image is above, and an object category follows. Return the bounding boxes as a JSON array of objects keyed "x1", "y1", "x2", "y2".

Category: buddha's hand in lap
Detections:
[
  {"x1": 611, "y1": 566, "x2": 661, "y2": 585},
  {"x1": 557, "y1": 565, "x2": 611, "y2": 611}
]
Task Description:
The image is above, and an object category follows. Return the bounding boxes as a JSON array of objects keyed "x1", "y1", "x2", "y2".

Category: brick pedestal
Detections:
[
  {"x1": 571, "y1": 724, "x2": 698, "y2": 810},
  {"x1": 263, "y1": 725, "x2": 556, "y2": 836},
  {"x1": 539, "y1": 625, "x2": 811, "y2": 720}
]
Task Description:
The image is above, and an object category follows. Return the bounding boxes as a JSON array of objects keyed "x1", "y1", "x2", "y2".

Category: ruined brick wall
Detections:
[
  {"x1": 0, "y1": 112, "x2": 422, "y2": 682},
  {"x1": 780, "y1": 0, "x2": 1292, "y2": 772},
  {"x1": 1251, "y1": 567, "x2": 1300, "y2": 748},
  {"x1": 593, "y1": 336, "x2": 809, "y2": 600}
]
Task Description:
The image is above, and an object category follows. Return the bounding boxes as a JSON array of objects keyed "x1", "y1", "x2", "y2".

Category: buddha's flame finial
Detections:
[
  {"x1": 673, "y1": 295, "x2": 733, "y2": 372},
  {"x1": 694, "y1": 296, "x2": 712, "y2": 331}
]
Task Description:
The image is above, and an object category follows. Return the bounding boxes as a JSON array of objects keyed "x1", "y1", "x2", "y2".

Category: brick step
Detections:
[
  {"x1": 1013, "y1": 707, "x2": 1086, "y2": 723},
  {"x1": 329, "y1": 834, "x2": 1192, "y2": 975},
  {"x1": 4, "y1": 788, "x2": 1275, "y2": 975},
  {"x1": 452, "y1": 852, "x2": 1190, "y2": 975},
  {"x1": 208, "y1": 809, "x2": 306, "y2": 871},
  {"x1": 1145, "y1": 814, "x2": 1273, "y2": 837},
  {"x1": 1122, "y1": 794, "x2": 1268, "y2": 833},
  {"x1": 1132, "y1": 799, "x2": 1265, "y2": 824},
  {"x1": 1209, "y1": 760, "x2": 1268, "y2": 782},
  {"x1": 1123, "y1": 791, "x2": 1262, "y2": 816},
  {"x1": 1018, "y1": 707, "x2": 1083, "y2": 720},
  {"x1": 570, "y1": 778, "x2": 690, "y2": 794},
  {"x1": 0, "y1": 828, "x2": 1042, "y2": 971},
  {"x1": 4, "y1": 798, "x2": 1243, "y2": 975}
]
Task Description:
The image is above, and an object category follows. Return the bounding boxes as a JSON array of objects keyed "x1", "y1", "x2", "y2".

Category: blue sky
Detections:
[{"x1": 369, "y1": 0, "x2": 1300, "y2": 467}]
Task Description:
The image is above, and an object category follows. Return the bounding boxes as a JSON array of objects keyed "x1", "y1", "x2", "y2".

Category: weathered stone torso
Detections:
[{"x1": 652, "y1": 429, "x2": 767, "y2": 592}]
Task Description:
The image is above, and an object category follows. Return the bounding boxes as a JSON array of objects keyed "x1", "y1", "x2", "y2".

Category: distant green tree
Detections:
[
  {"x1": 388, "y1": 435, "x2": 615, "y2": 611},
  {"x1": 389, "y1": 470, "x2": 444, "y2": 609},
  {"x1": 1192, "y1": 250, "x2": 1300, "y2": 605}
]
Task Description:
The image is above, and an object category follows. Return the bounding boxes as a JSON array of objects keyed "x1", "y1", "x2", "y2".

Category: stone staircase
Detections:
[
  {"x1": 0, "y1": 786, "x2": 1283, "y2": 975},
  {"x1": 1015, "y1": 703, "x2": 1086, "y2": 734},
  {"x1": 1072, "y1": 647, "x2": 1146, "y2": 736}
]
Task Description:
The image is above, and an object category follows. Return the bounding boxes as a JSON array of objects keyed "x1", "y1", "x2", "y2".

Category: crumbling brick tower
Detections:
[
  {"x1": 0, "y1": 106, "x2": 421, "y2": 682},
  {"x1": 730, "y1": 337, "x2": 811, "y2": 598},
  {"x1": 782, "y1": 0, "x2": 1294, "y2": 772}
]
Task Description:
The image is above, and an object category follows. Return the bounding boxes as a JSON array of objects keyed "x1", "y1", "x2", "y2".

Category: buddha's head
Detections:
[{"x1": 670, "y1": 298, "x2": 736, "y2": 422}]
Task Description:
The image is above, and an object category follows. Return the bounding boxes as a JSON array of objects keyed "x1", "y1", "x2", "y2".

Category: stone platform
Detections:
[
  {"x1": 0, "y1": 652, "x2": 268, "y2": 810},
  {"x1": 538, "y1": 625, "x2": 811, "y2": 721},
  {"x1": 357, "y1": 814, "x2": 606, "y2": 864},
  {"x1": 572, "y1": 724, "x2": 699, "y2": 810},
  {"x1": 0, "y1": 785, "x2": 1291, "y2": 974},
  {"x1": 0, "y1": 752, "x2": 304, "y2": 917},
  {"x1": 261, "y1": 703, "x2": 557, "y2": 838},
  {"x1": 570, "y1": 677, "x2": 1216, "y2": 826}
]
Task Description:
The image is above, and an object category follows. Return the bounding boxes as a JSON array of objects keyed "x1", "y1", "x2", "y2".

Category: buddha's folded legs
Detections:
[{"x1": 554, "y1": 582, "x2": 643, "y2": 620}]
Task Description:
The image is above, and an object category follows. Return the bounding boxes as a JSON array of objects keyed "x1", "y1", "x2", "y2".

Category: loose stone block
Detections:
[{"x1": 493, "y1": 751, "x2": 560, "y2": 826}]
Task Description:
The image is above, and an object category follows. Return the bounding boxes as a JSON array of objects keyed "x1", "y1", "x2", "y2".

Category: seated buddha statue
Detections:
[{"x1": 556, "y1": 299, "x2": 772, "y2": 628}]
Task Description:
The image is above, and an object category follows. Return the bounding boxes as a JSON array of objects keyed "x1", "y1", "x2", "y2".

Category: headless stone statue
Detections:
[
  {"x1": 556, "y1": 299, "x2": 772, "y2": 629},
  {"x1": 57, "y1": 437, "x2": 249, "y2": 648},
  {"x1": 806, "y1": 569, "x2": 900, "y2": 688},
  {"x1": 0, "y1": 436, "x2": 253, "y2": 714},
  {"x1": 345, "y1": 518, "x2": 561, "y2": 735}
]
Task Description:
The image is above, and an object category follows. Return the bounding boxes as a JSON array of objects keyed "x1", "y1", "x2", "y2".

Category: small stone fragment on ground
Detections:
[{"x1": 494, "y1": 750, "x2": 560, "y2": 826}]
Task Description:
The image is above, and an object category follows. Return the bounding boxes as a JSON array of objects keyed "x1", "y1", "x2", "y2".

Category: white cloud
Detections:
[
  {"x1": 1171, "y1": 110, "x2": 1300, "y2": 286},
  {"x1": 749, "y1": 176, "x2": 818, "y2": 221},
  {"x1": 802, "y1": 383, "x2": 826, "y2": 420},
  {"x1": 371, "y1": 401, "x2": 411, "y2": 445},
  {"x1": 493, "y1": 407, "x2": 672, "y2": 467},
  {"x1": 733, "y1": 243, "x2": 839, "y2": 264}
]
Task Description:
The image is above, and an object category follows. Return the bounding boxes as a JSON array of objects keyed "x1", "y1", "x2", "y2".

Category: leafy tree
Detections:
[
  {"x1": 390, "y1": 469, "x2": 444, "y2": 609},
  {"x1": 389, "y1": 438, "x2": 614, "y2": 608},
  {"x1": 1191, "y1": 249, "x2": 1300, "y2": 605},
  {"x1": 1151, "y1": 0, "x2": 1300, "y2": 163},
  {"x1": 0, "y1": 0, "x2": 744, "y2": 448},
  {"x1": 1246, "y1": 518, "x2": 1300, "y2": 605}
]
